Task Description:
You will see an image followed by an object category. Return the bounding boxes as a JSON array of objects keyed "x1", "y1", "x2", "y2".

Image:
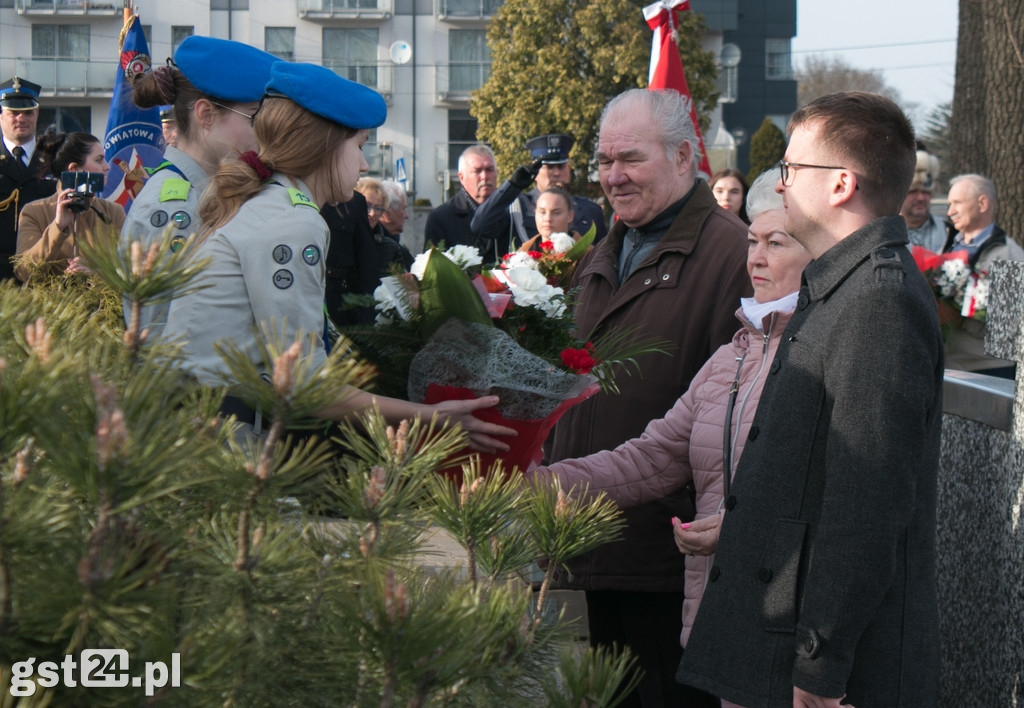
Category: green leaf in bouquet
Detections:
[
  {"x1": 562, "y1": 221, "x2": 596, "y2": 262},
  {"x1": 417, "y1": 248, "x2": 493, "y2": 339}
]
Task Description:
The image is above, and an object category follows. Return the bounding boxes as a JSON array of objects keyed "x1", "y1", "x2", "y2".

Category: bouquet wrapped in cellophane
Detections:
[{"x1": 340, "y1": 244, "x2": 667, "y2": 482}]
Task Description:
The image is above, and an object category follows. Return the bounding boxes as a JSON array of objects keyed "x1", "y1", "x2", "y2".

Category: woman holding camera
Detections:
[{"x1": 14, "y1": 131, "x2": 125, "y2": 282}]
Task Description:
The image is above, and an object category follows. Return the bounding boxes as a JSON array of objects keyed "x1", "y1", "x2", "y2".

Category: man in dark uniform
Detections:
[
  {"x1": 471, "y1": 133, "x2": 608, "y2": 248},
  {"x1": 0, "y1": 77, "x2": 56, "y2": 280}
]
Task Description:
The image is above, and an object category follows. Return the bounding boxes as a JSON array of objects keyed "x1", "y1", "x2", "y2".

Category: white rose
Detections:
[
  {"x1": 409, "y1": 252, "x2": 431, "y2": 280},
  {"x1": 506, "y1": 267, "x2": 566, "y2": 317},
  {"x1": 502, "y1": 251, "x2": 539, "y2": 272},
  {"x1": 374, "y1": 276, "x2": 413, "y2": 321},
  {"x1": 444, "y1": 244, "x2": 483, "y2": 270},
  {"x1": 548, "y1": 232, "x2": 575, "y2": 254}
]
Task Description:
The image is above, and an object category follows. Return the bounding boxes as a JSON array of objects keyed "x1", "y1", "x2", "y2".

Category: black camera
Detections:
[{"x1": 60, "y1": 171, "x2": 105, "y2": 213}]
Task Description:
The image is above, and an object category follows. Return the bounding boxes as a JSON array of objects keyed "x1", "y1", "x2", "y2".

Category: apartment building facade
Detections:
[{"x1": 0, "y1": 0, "x2": 795, "y2": 217}]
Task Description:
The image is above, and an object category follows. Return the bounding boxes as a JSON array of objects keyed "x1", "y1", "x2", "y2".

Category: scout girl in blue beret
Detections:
[
  {"x1": 163, "y1": 62, "x2": 514, "y2": 452},
  {"x1": 121, "y1": 35, "x2": 277, "y2": 339}
]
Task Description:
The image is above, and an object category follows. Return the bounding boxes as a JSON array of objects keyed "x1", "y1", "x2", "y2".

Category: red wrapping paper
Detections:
[{"x1": 424, "y1": 382, "x2": 601, "y2": 485}]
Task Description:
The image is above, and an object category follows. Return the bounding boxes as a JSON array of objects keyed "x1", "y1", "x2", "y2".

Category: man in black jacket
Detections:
[
  {"x1": 0, "y1": 76, "x2": 56, "y2": 280},
  {"x1": 423, "y1": 145, "x2": 506, "y2": 262}
]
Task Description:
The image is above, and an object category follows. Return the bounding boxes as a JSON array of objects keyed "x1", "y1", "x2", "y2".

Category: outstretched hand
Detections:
[
  {"x1": 671, "y1": 514, "x2": 721, "y2": 557},
  {"x1": 431, "y1": 395, "x2": 517, "y2": 453}
]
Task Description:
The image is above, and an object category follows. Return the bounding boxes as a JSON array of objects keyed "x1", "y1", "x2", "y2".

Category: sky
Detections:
[{"x1": 791, "y1": 0, "x2": 959, "y2": 128}]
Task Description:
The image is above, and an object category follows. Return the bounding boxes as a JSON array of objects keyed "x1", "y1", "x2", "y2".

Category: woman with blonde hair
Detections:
[{"x1": 163, "y1": 62, "x2": 513, "y2": 452}]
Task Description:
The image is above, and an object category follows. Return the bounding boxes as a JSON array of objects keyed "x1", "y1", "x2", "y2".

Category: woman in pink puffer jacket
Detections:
[{"x1": 532, "y1": 170, "x2": 812, "y2": 656}]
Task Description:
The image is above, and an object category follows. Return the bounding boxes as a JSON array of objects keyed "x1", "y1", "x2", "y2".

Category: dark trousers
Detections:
[{"x1": 586, "y1": 590, "x2": 719, "y2": 708}]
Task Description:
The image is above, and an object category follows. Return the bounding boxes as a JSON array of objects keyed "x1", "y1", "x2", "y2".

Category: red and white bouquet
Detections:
[
  {"x1": 912, "y1": 246, "x2": 989, "y2": 326},
  {"x1": 349, "y1": 243, "x2": 663, "y2": 479}
]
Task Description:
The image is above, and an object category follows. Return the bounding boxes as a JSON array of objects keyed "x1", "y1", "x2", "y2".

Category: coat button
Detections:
[
  {"x1": 661, "y1": 273, "x2": 670, "y2": 281},
  {"x1": 644, "y1": 278, "x2": 652, "y2": 285},
  {"x1": 709, "y1": 566, "x2": 720, "y2": 582},
  {"x1": 748, "y1": 425, "x2": 759, "y2": 440},
  {"x1": 797, "y1": 293, "x2": 809, "y2": 309},
  {"x1": 877, "y1": 247, "x2": 895, "y2": 258},
  {"x1": 769, "y1": 359, "x2": 780, "y2": 374},
  {"x1": 758, "y1": 567, "x2": 773, "y2": 583},
  {"x1": 725, "y1": 495, "x2": 737, "y2": 511}
]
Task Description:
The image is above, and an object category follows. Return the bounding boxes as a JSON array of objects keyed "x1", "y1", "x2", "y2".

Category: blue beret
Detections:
[
  {"x1": 526, "y1": 133, "x2": 574, "y2": 164},
  {"x1": 0, "y1": 76, "x2": 41, "y2": 111},
  {"x1": 264, "y1": 62, "x2": 386, "y2": 130},
  {"x1": 174, "y1": 36, "x2": 277, "y2": 104}
]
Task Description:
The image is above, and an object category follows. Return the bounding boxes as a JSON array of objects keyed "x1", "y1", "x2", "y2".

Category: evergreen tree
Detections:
[
  {"x1": 472, "y1": 0, "x2": 718, "y2": 190},
  {"x1": 747, "y1": 117, "x2": 787, "y2": 183},
  {"x1": 0, "y1": 237, "x2": 640, "y2": 706}
]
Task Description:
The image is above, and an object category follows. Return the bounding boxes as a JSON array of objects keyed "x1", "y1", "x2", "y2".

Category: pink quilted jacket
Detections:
[{"x1": 537, "y1": 306, "x2": 794, "y2": 646}]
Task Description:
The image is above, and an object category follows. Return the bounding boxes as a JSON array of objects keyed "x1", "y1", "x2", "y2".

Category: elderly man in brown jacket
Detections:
[{"x1": 548, "y1": 88, "x2": 750, "y2": 707}]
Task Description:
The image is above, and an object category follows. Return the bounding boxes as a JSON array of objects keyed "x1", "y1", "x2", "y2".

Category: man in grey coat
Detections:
[{"x1": 678, "y1": 92, "x2": 944, "y2": 707}]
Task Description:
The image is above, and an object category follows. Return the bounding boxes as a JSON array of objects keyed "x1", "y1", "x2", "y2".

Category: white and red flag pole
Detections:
[{"x1": 643, "y1": 0, "x2": 712, "y2": 178}]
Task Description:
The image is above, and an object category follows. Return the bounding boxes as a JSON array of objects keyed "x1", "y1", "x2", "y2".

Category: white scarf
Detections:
[{"x1": 740, "y1": 291, "x2": 799, "y2": 333}]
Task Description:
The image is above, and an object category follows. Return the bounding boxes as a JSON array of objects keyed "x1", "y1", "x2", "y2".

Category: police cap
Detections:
[
  {"x1": 159, "y1": 105, "x2": 174, "y2": 123},
  {"x1": 526, "y1": 133, "x2": 574, "y2": 164},
  {"x1": 0, "y1": 76, "x2": 41, "y2": 111},
  {"x1": 173, "y1": 36, "x2": 277, "y2": 104},
  {"x1": 263, "y1": 62, "x2": 386, "y2": 130}
]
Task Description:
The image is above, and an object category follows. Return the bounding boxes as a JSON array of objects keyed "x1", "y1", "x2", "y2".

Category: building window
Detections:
[
  {"x1": 765, "y1": 39, "x2": 793, "y2": 81},
  {"x1": 448, "y1": 30, "x2": 490, "y2": 93},
  {"x1": 171, "y1": 26, "x2": 194, "y2": 56},
  {"x1": 38, "y1": 106, "x2": 91, "y2": 134},
  {"x1": 440, "y1": 0, "x2": 501, "y2": 18},
  {"x1": 142, "y1": 25, "x2": 153, "y2": 50},
  {"x1": 265, "y1": 27, "x2": 295, "y2": 61},
  {"x1": 447, "y1": 109, "x2": 478, "y2": 171},
  {"x1": 31, "y1": 24, "x2": 89, "y2": 59},
  {"x1": 323, "y1": 28, "x2": 379, "y2": 88}
]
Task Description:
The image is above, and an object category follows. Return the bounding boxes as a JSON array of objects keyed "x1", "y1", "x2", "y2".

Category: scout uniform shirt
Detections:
[
  {"x1": 119, "y1": 145, "x2": 209, "y2": 339},
  {"x1": 163, "y1": 174, "x2": 327, "y2": 387}
]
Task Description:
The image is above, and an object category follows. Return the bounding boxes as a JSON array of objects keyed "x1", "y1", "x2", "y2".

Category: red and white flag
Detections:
[{"x1": 643, "y1": 0, "x2": 712, "y2": 178}]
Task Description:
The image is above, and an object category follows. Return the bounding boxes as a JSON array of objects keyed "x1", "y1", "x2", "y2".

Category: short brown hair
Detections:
[{"x1": 788, "y1": 91, "x2": 915, "y2": 215}]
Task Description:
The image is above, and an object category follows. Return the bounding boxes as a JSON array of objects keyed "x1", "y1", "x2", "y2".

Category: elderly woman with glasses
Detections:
[
  {"x1": 120, "y1": 35, "x2": 277, "y2": 340},
  {"x1": 529, "y1": 170, "x2": 812, "y2": 706}
]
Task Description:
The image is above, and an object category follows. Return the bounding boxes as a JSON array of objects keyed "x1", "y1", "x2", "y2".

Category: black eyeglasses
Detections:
[
  {"x1": 367, "y1": 204, "x2": 387, "y2": 214},
  {"x1": 778, "y1": 159, "x2": 848, "y2": 186},
  {"x1": 211, "y1": 101, "x2": 259, "y2": 124}
]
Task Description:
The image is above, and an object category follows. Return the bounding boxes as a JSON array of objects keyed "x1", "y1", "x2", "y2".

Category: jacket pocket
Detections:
[{"x1": 757, "y1": 518, "x2": 807, "y2": 633}]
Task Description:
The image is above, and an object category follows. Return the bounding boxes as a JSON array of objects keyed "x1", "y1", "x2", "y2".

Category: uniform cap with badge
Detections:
[
  {"x1": 159, "y1": 105, "x2": 175, "y2": 123},
  {"x1": 173, "y1": 36, "x2": 278, "y2": 104},
  {"x1": 0, "y1": 76, "x2": 41, "y2": 112},
  {"x1": 263, "y1": 62, "x2": 387, "y2": 130},
  {"x1": 526, "y1": 133, "x2": 574, "y2": 165}
]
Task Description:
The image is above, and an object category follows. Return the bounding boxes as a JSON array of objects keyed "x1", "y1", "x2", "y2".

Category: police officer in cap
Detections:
[
  {"x1": 471, "y1": 133, "x2": 607, "y2": 254},
  {"x1": 0, "y1": 76, "x2": 57, "y2": 279},
  {"x1": 159, "y1": 106, "x2": 178, "y2": 149},
  {"x1": 120, "y1": 36, "x2": 277, "y2": 341}
]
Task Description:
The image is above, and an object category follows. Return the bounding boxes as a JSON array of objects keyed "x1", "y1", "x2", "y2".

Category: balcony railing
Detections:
[
  {"x1": 434, "y1": 62, "x2": 490, "y2": 104},
  {"x1": 15, "y1": 0, "x2": 121, "y2": 16},
  {"x1": 297, "y1": 0, "x2": 392, "y2": 19},
  {"x1": 322, "y1": 62, "x2": 394, "y2": 100},
  {"x1": 434, "y1": 0, "x2": 501, "y2": 21},
  {"x1": 13, "y1": 57, "x2": 116, "y2": 95}
]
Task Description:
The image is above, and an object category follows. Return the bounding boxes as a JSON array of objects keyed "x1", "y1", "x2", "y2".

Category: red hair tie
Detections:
[{"x1": 240, "y1": 151, "x2": 271, "y2": 180}]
